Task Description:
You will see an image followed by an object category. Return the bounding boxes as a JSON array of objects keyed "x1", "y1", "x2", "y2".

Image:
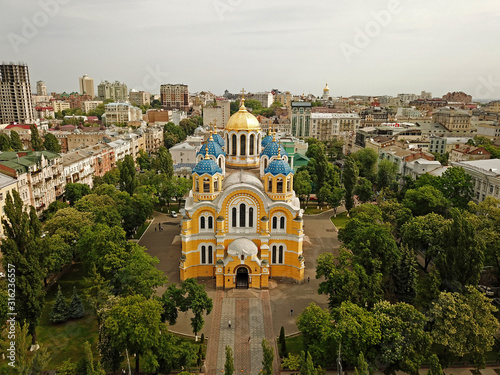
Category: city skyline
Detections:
[{"x1": 1, "y1": 0, "x2": 499, "y2": 99}]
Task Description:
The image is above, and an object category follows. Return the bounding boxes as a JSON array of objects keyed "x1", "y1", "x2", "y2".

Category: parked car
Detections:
[
  {"x1": 171, "y1": 211, "x2": 178, "y2": 218},
  {"x1": 486, "y1": 287, "x2": 495, "y2": 297}
]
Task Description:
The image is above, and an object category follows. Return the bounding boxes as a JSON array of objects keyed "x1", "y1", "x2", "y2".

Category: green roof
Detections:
[{"x1": 0, "y1": 160, "x2": 27, "y2": 174}]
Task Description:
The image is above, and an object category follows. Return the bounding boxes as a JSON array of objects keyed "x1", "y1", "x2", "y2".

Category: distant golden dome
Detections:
[
  {"x1": 226, "y1": 99, "x2": 261, "y2": 131},
  {"x1": 324, "y1": 83, "x2": 329, "y2": 92}
]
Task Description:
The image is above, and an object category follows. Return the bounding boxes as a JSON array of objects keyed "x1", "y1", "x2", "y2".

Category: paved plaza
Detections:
[{"x1": 139, "y1": 209, "x2": 339, "y2": 374}]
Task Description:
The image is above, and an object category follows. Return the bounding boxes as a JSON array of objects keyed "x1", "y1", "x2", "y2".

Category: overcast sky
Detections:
[{"x1": 2, "y1": 0, "x2": 499, "y2": 99}]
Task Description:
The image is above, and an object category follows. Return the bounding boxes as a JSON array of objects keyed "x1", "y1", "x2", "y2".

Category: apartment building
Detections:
[
  {"x1": 252, "y1": 92, "x2": 274, "y2": 108},
  {"x1": 0, "y1": 63, "x2": 35, "y2": 124},
  {"x1": 36, "y1": 81, "x2": 47, "y2": 96},
  {"x1": 0, "y1": 151, "x2": 64, "y2": 213},
  {"x1": 129, "y1": 90, "x2": 151, "y2": 106},
  {"x1": 203, "y1": 100, "x2": 230, "y2": 130},
  {"x1": 449, "y1": 145, "x2": 490, "y2": 163},
  {"x1": 291, "y1": 102, "x2": 312, "y2": 138},
  {"x1": 52, "y1": 100, "x2": 71, "y2": 112},
  {"x1": 452, "y1": 159, "x2": 500, "y2": 202},
  {"x1": 160, "y1": 84, "x2": 189, "y2": 111},
  {"x1": 0, "y1": 174, "x2": 18, "y2": 238},
  {"x1": 81, "y1": 100, "x2": 103, "y2": 113},
  {"x1": 310, "y1": 112, "x2": 361, "y2": 141},
  {"x1": 432, "y1": 108, "x2": 471, "y2": 133},
  {"x1": 97, "y1": 80, "x2": 128, "y2": 102},
  {"x1": 62, "y1": 150, "x2": 95, "y2": 189},
  {"x1": 79, "y1": 75, "x2": 95, "y2": 98},
  {"x1": 143, "y1": 126, "x2": 164, "y2": 153},
  {"x1": 103, "y1": 102, "x2": 142, "y2": 125}
]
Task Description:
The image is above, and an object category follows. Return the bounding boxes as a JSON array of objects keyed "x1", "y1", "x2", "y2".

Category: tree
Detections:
[
  {"x1": 43, "y1": 132, "x2": 61, "y2": 153},
  {"x1": 294, "y1": 170, "x2": 312, "y2": 207},
  {"x1": 354, "y1": 352, "x2": 369, "y2": 375},
  {"x1": 427, "y1": 354, "x2": 443, "y2": 375},
  {"x1": 415, "y1": 270, "x2": 441, "y2": 312},
  {"x1": 376, "y1": 159, "x2": 398, "y2": 191},
  {"x1": 64, "y1": 182, "x2": 91, "y2": 205},
  {"x1": 30, "y1": 124, "x2": 44, "y2": 151},
  {"x1": 354, "y1": 177, "x2": 373, "y2": 203},
  {"x1": 74, "y1": 193, "x2": 121, "y2": 228},
  {"x1": 372, "y1": 301, "x2": 431, "y2": 374},
  {"x1": 278, "y1": 326, "x2": 287, "y2": 358},
  {"x1": 317, "y1": 185, "x2": 331, "y2": 209},
  {"x1": 402, "y1": 185, "x2": 449, "y2": 217},
  {"x1": 118, "y1": 155, "x2": 137, "y2": 195},
  {"x1": 328, "y1": 186, "x2": 345, "y2": 217},
  {"x1": 262, "y1": 339, "x2": 274, "y2": 375},
  {"x1": 296, "y1": 303, "x2": 334, "y2": 367},
  {"x1": 57, "y1": 360, "x2": 77, "y2": 375},
  {"x1": 282, "y1": 353, "x2": 301, "y2": 371},
  {"x1": 439, "y1": 167, "x2": 473, "y2": 209},
  {"x1": 299, "y1": 351, "x2": 316, "y2": 375},
  {"x1": 136, "y1": 149, "x2": 151, "y2": 170},
  {"x1": 435, "y1": 209, "x2": 484, "y2": 290},
  {"x1": 69, "y1": 286, "x2": 85, "y2": 319},
  {"x1": 84, "y1": 264, "x2": 112, "y2": 328},
  {"x1": 343, "y1": 156, "x2": 359, "y2": 213},
  {"x1": 1, "y1": 191, "x2": 46, "y2": 344},
  {"x1": 115, "y1": 242, "x2": 167, "y2": 298},
  {"x1": 332, "y1": 302, "x2": 381, "y2": 365},
  {"x1": 378, "y1": 200, "x2": 413, "y2": 237},
  {"x1": 224, "y1": 346, "x2": 235, "y2": 375},
  {"x1": 153, "y1": 146, "x2": 174, "y2": 177},
  {"x1": 393, "y1": 245, "x2": 418, "y2": 304},
  {"x1": 401, "y1": 213, "x2": 448, "y2": 272},
  {"x1": 172, "y1": 176, "x2": 192, "y2": 210},
  {"x1": 50, "y1": 285, "x2": 70, "y2": 323},
  {"x1": 76, "y1": 341, "x2": 104, "y2": 375},
  {"x1": 428, "y1": 286, "x2": 499, "y2": 368},
  {"x1": 10, "y1": 323, "x2": 51, "y2": 375},
  {"x1": 104, "y1": 295, "x2": 163, "y2": 373},
  {"x1": 0, "y1": 133, "x2": 12, "y2": 151},
  {"x1": 10, "y1": 130, "x2": 23, "y2": 151},
  {"x1": 44, "y1": 207, "x2": 94, "y2": 247},
  {"x1": 352, "y1": 148, "x2": 377, "y2": 182}
]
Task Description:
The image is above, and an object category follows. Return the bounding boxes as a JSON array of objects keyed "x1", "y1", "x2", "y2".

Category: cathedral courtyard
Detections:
[{"x1": 139, "y1": 208, "x2": 341, "y2": 374}]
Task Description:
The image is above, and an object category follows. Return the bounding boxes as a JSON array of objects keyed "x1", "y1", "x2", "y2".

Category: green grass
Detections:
[
  {"x1": 37, "y1": 263, "x2": 99, "y2": 369},
  {"x1": 133, "y1": 219, "x2": 151, "y2": 239},
  {"x1": 285, "y1": 335, "x2": 303, "y2": 355},
  {"x1": 330, "y1": 211, "x2": 350, "y2": 229},
  {"x1": 303, "y1": 207, "x2": 324, "y2": 215}
]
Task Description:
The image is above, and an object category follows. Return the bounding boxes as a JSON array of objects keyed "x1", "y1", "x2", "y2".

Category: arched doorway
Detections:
[{"x1": 236, "y1": 267, "x2": 249, "y2": 289}]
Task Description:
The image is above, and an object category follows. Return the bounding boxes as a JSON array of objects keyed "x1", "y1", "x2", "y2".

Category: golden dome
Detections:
[
  {"x1": 226, "y1": 98, "x2": 261, "y2": 132},
  {"x1": 324, "y1": 83, "x2": 329, "y2": 92}
]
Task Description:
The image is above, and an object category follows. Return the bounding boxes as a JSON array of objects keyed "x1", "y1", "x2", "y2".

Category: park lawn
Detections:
[
  {"x1": 303, "y1": 207, "x2": 324, "y2": 215},
  {"x1": 285, "y1": 335, "x2": 303, "y2": 356},
  {"x1": 133, "y1": 219, "x2": 152, "y2": 239},
  {"x1": 38, "y1": 263, "x2": 99, "y2": 369},
  {"x1": 330, "y1": 211, "x2": 349, "y2": 229}
]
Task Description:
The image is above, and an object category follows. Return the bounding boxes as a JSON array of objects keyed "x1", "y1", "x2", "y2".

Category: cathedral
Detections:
[{"x1": 179, "y1": 94, "x2": 304, "y2": 289}]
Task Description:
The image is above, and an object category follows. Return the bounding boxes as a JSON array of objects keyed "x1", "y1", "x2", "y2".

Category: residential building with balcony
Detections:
[
  {"x1": 0, "y1": 174, "x2": 18, "y2": 238},
  {"x1": 62, "y1": 150, "x2": 95, "y2": 189},
  {"x1": 160, "y1": 84, "x2": 189, "y2": 112},
  {"x1": 143, "y1": 126, "x2": 164, "y2": 153},
  {"x1": 449, "y1": 145, "x2": 490, "y2": 163},
  {"x1": 291, "y1": 102, "x2": 312, "y2": 138},
  {"x1": 452, "y1": 159, "x2": 500, "y2": 202},
  {"x1": 103, "y1": 103, "x2": 142, "y2": 125}
]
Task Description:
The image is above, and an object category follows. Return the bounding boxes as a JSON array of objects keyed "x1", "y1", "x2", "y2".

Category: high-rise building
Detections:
[
  {"x1": 0, "y1": 63, "x2": 35, "y2": 124},
  {"x1": 36, "y1": 80, "x2": 47, "y2": 96},
  {"x1": 97, "y1": 80, "x2": 128, "y2": 102},
  {"x1": 160, "y1": 84, "x2": 189, "y2": 111},
  {"x1": 79, "y1": 75, "x2": 95, "y2": 98},
  {"x1": 129, "y1": 90, "x2": 151, "y2": 106}
]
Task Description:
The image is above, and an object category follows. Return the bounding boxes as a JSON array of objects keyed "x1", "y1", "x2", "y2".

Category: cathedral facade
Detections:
[{"x1": 179, "y1": 96, "x2": 304, "y2": 289}]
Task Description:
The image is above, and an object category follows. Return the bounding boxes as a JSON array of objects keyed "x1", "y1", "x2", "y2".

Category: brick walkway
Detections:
[{"x1": 206, "y1": 289, "x2": 278, "y2": 375}]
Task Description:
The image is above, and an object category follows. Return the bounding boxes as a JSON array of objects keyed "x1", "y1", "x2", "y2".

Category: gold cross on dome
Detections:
[{"x1": 240, "y1": 88, "x2": 246, "y2": 98}]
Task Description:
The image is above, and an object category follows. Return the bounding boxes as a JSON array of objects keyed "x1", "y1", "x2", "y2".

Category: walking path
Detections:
[{"x1": 206, "y1": 289, "x2": 278, "y2": 375}]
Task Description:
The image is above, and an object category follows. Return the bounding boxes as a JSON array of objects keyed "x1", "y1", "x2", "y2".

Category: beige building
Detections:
[
  {"x1": 449, "y1": 145, "x2": 490, "y2": 163},
  {"x1": 79, "y1": 75, "x2": 95, "y2": 98},
  {"x1": 98, "y1": 80, "x2": 128, "y2": 102},
  {"x1": 275, "y1": 92, "x2": 292, "y2": 109},
  {"x1": 484, "y1": 101, "x2": 500, "y2": 113},
  {"x1": 36, "y1": 81, "x2": 47, "y2": 96},
  {"x1": 143, "y1": 126, "x2": 164, "y2": 153},
  {"x1": 52, "y1": 100, "x2": 71, "y2": 112},
  {"x1": 0, "y1": 174, "x2": 18, "y2": 238},
  {"x1": 477, "y1": 122, "x2": 500, "y2": 140},
  {"x1": 0, "y1": 63, "x2": 35, "y2": 124},
  {"x1": 252, "y1": 92, "x2": 274, "y2": 108},
  {"x1": 104, "y1": 103, "x2": 142, "y2": 125},
  {"x1": 432, "y1": 108, "x2": 471, "y2": 132},
  {"x1": 160, "y1": 84, "x2": 189, "y2": 111},
  {"x1": 62, "y1": 150, "x2": 95, "y2": 189},
  {"x1": 452, "y1": 159, "x2": 500, "y2": 202},
  {"x1": 81, "y1": 100, "x2": 103, "y2": 113},
  {"x1": 129, "y1": 90, "x2": 151, "y2": 106},
  {"x1": 203, "y1": 100, "x2": 230, "y2": 130},
  {"x1": 0, "y1": 151, "x2": 64, "y2": 213},
  {"x1": 144, "y1": 109, "x2": 170, "y2": 125},
  {"x1": 310, "y1": 112, "x2": 361, "y2": 141}
]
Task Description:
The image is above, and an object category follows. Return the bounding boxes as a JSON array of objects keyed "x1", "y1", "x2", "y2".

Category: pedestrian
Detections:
[
  {"x1": 290, "y1": 309, "x2": 293, "y2": 315},
  {"x1": 155, "y1": 227, "x2": 157, "y2": 232},
  {"x1": 158, "y1": 223, "x2": 161, "y2": 228},
  {"x1": 307, "y1": 276, "x2": 310, "y2": 283},
  {"x1": 248, "y1": 336, "x2": 251, "y2": 343},
  {"x1": 228, "y1": 320, "x2": 231, "y2": 328}
]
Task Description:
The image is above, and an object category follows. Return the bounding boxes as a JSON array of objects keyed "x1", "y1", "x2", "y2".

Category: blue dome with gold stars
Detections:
[
  {"x1": 261, "y1": 134, "x2": 273, "y2": 148},
  {"x1": 197, "y1": 138, "x2": 225, "y2": 158},
  {"x1": 265, "y1": 158, "x2": 293, "y2": 176},
  {"x1": 193, "y1": 158, "x2": 222, "y2": 176},
  {"x1": 261, "y1": 140, "x2": 287, "y2": 158}
]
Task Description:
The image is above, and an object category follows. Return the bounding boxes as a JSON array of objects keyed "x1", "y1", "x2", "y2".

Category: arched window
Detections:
[
  {"x1": 239, "y1": 203, "x2": 246, "y2": 227},
  {"x1": 240, "y1": 134, "x2": 246, "y2": 156},
  {"x1": 286, "y1": 177, "x2": 291, "y2": 192},
  {"x1": 268, "y1": 178, "x2": 272, "y2": 192},
  {"x1": 195, "y1": 178, "x2": 199, "y2": 192},
  {"x1": 200, "y1": 216, "x2": 206, "y2": 229},
  {"x1": 277, "y1": 178, "x2": 283, "y2": 193},
  {"x1": 208, "y1": 245, "x2": 213, "y2": 264},
  {"x1": 280, "y1": 216, "x2": 285, "y2": 229},
  {"x1": 201, "y1": 245, "x2": 206, "y2": 264},
  {"x1": 232, "y1": 134, "x2": 237, "y2": 156},
  {"x1": 208, "y1": 216, "x2": 213, "y2": 229},
  {"x1": 249, "y1": 207, "x2": 254, "y2": 227},
  {"x1": 249, "y1": 134, "x2": 254, "y2": 155},
  {"x1": 214, "y1": 178, "x2": 218, "y2": 191},
  {"x1": 272, "y1": 245, "x2": 277, "y2": 264},
  {"x1": 203, "y1": 177, "x2": 210, "y2": 193},
  {"x1": 218, "y1": 157, "x2": 222, "y2": 167},
  {"x1": 272, "y1": 216, "x2": 277, "y2": 229},
  {"x1": 279, "y1": 245, "x2": 284, "y2": 263},
  {"x1": 264, "y1": 158, "x2": 268, "y2": 169},
  {"x1": 232, "y1": 207, "x2": 237, "y2": 227}
]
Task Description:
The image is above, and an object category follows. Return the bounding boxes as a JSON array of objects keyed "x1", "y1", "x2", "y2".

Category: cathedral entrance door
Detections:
[{"x1": 236, "y1": 267, "x2": 249, "y2": 289}]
